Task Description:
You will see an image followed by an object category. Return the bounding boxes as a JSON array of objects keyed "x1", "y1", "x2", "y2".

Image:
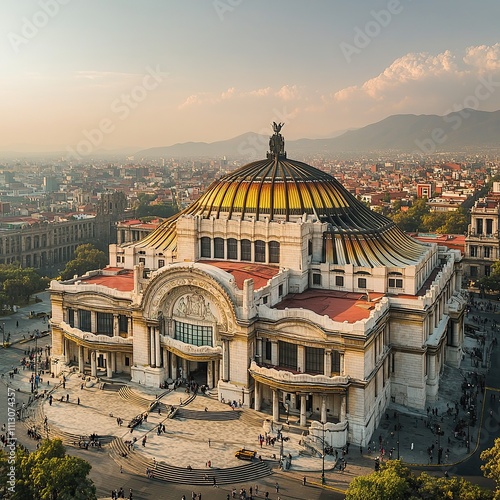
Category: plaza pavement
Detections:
[{"x1": 1, "y1": 291, "x2": 498, "y2": 496}]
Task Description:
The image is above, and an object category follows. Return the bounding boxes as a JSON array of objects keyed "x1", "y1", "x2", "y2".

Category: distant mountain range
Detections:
[{"x1": 136, "y1": 109, "x2": 500, "y2": 159}]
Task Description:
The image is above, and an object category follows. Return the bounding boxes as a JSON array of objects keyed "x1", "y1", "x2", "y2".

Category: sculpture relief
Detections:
[{"x1": 175, "y1": 293, "x2": 217, "y2": 321}]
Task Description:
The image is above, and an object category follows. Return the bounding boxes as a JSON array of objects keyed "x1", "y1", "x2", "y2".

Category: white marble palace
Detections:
[{"x1": 50, "y1": 124, "x2": 466, "y2": 446}]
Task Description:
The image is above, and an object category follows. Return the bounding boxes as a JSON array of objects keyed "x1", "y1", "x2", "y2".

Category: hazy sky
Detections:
[{"x1": 1, "y1": 0, "x2": 500, "y2": 152}]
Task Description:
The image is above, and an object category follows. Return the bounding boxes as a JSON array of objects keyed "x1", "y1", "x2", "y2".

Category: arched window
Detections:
[
  {"x1": 269, "y1": 241, "x2": 280, "y2": 263},
  {"x1": 200, "y1": 237, "x2": 211, "y2": 258},
  {"x1": 227, "y1": 238, "x2": 237, "y2": 260},
  {"x1": 241, "y1": 239, "x2": 251, "y2": 261},
  {"x1": 214, "y1": 238, "x2": 224, "y2": 259},
  {"x1": 255, "y1": 240, "x2": 265, "y2": 262}
]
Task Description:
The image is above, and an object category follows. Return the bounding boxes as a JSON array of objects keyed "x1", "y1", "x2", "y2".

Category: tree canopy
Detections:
[
  {"x1": 60, "y1": 243, "x2": 108, "y2": 281},
  {"x1": 346, "y1": 460, "x2": 492, "y2": 500},
  {"x1": 481, "y1": 437, "x2": 500, "y2": 498},
  {"x1": 478, "y1": 261, "x2": 500, "y2": 294},
  {"x1": 387, "y1": 198, "x2": 469, "y2": 234},
  {"x1": 1, "y1": 439, "x2": 96, "y2": 500},
  {"x1": 134, "y1": 193, "x2": 179, "y2": 219},
  {"x1": 0, "y1": 264, "x2": 48, "y2": 308}
]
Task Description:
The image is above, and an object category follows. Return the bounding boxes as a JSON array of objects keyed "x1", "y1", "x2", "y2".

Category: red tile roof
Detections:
[
  {"x1": 275, "y1": 290, "x2": 383, "y2": 323},
  {"x1": 204, "y1": 261, "x2": 280, "y2": 290},
  {"x1": 80, "y1": 270, "x2": 134, "y2": 292}
]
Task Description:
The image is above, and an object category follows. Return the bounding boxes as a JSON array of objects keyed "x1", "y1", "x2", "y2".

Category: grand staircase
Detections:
[{"x1": 109, "y1": 437, "x2": 272, "y2": 485}]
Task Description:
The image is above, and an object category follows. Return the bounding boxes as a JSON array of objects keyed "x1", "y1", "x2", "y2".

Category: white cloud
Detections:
[
  {"x1": 276, "y1": 84, "x2": 300, "y2": 101},
  {"x1": 178, "y1": 85, "x2": 299, "y2": 109},
  {"x1": 463, "y1": 43, "x2": 500, "y2": 72}
]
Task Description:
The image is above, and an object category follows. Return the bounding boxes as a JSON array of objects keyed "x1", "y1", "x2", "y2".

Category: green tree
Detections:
[
  {"x1": 60, "y1": 243, "x2": 107, "y2": 280},
  {"x1": 479, "y1": 261, "x2": 500, "y2": 293},
  {"x1": 346, "y1": 461, "x2": 413, "y2": 500},
  {"x1": 481, "y1": 437, "x2": 500, "y2": 498},
  {"x1": 2, "y1": 439, "x2": 96, "y2": 500},
  {"x1": 436, "y1": 208, "x2": 469, "y2": 234},
  {"x1": 346, "y1": 460, "x2": 492, "y2": 500},
  {"x1": 0, "y1": 264, "x2": 48, "y2": 308}
]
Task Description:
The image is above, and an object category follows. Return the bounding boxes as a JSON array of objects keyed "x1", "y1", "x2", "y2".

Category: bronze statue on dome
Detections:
[
  {"x1": 272, "y1": 122, "x2": 284, "y2": 134},
  {"x1": 269, "y1": 122, "x2": 286, "y2": 158}
]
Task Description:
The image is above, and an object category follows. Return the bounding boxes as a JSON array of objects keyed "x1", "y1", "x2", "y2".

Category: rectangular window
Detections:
[
  {"x1": 241, "y1": 240, "x2": 251, "y2": 261},
  {"x1": 265, "y1": 340, "x2": 272, "y2": 361},
  {"x1": 278, "y1": 284, "x2": 283, "y2": 296},
  {"x1": 263, "y1": 295, "x2": 268, "y2": 305},
  {"x1": 279, "y1": 341, "x2": 297, "y2": 370},
  {"x1": 470, "y1": 246, "x2": 478, "y2": 257},
  {"x1": 255, "y1": 240, "x2": 266, "y2": 262},
  {"x1": 357, "y1": 277, "x2": 367, "y2": 289},
  {"x1": 485, "y1": 265, "x2": 491, "y2": 277},
  {"x1": 97, "y1": 312, "x2": 113, "y2": 336},
  {"x1": 67, "y1": 308, "x2": 75, "y2": 328},
  {"x1": 305, "y1": 347, "x2": 324, "y2": 374},
  {"x1": 174, "y1": 321, "x2": 213, "y2": 347},
  {"x1": 201, "y1": 237, "x2": 211, "y2": 258},
  {"x1": 78, "y1": 310, "x2": 91, "y2": 332},
  {"x1": 486, "y1": 219, "x2": 493, "y2": 235},
  {"x1": 269, "y1": 241, "x2": 280, "y2": 264},
  {"x1": 484, "y1": 247, "x2": 491, "y2": 258},
  {"x1": 125, "y1": 357, "x2": 130, "y2": 367},
  {"x1": 476, "y1": 219, "x2": 483, "y2": 235},
  {"x1": 227, "y1": 238, "x2": 237, "y2": 260},
  {"x1": 470, "y1": 266, "x2": 478, "y2": 278},
  {"x1": 214, "y1": 238, "x2": 224, "y2": 259},
  {"x1": 139, "y1": 257, "x2": 145, "y2": 264},
  {"x1": 335, "y1": 275, "x2": 344, "y2": 287},
  {"x1": 158, "y1": 259, "x2": 165, "y2": 268},
  {"x1": 388, "y1": 278, "x2": 403, "y2": 288},
  {"x1": 332, "y1": 351, "x2": 341, "y2": 373},
  {"x1": 119, "y1": 314, "x2": 128, "y2": 334},
  {"x1": 312, "y1": 274, "x2": 321, "y2": 285}
]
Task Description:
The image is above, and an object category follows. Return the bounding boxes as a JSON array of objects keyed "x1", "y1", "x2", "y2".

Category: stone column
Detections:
[
  {"x1": 182, "y1": 359, "x2": 188, "y2": 379},
  {"x1": 207, "y1": 360, "x2": 213, "y2": 388},
  {"x1": 271, "y1": 341, "x2": 278, "y2": 366},
  {"x1": 272, "y1": 389, "x2": 280, "y2": 422},
  {"x1": 214, "y1": 357, "x2": 219, "y2": 387},
  {"x1": 90, "y1": 311, "x2": 96, "y2": 334},
  {"x1": 324, "y1": 350, "x2": 332, "y2": 376},
  {"x1": 78, "y1": 345, "x2": 84, "y2": 373},
  {"x1": 297, "y1": 345, "x2": 305, "y2": 372},
  {"x1": 222, "y1": 340, "x2": 229, "y2": 381},
  {"x1": 74, "y1": 309, "x2": 79, "y2": 329},
  {"x1": 170, "y1": 353, "x2": 178, "y2": 381},
  {"x1": 90, "y1": 351, "x2": 97, "y2": 377},
  {"x1": 155, "y1": 328, "x2": 161, "y2": 367},
  {"x1": 111, "y1": 352, "x2": 116, "y2": 373},
  {"x1": 320, "y1": 395, "x2": 327, "y2": 423},
  {"x1": 257, "y1": 338, "x2": 263, "y2": 362},
  {"x1": 340, "y1": 394, "x2": 347, "y2": 421},
  {"x1": 106, "y1": 352, "x2": 112, "y2": 378},
  {"x1": 254, "y1": 380, "x2": 261, "y2": 411},
  {"x1": 113, "y1": 314, "x2": 119, "y2": 336},
  {"x1": 149, "y1": 327, "x2": 156, "y2": 368},
  {"x1": 340, "y1": 353, "x2": 345, "y2": 375},
  {"x1": 300, "y1": 395, "x2": 307, "y2": 427},
  {"x1": 128, "y1": 317, "x2": 132, "y2": 337}
]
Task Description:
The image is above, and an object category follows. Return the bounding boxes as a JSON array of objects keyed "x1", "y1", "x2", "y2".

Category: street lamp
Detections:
[
  {"x1": 396, "y1": 411, "x2": 400, "y2": 460},
  {"x1": 321, "y1": 421, "x2": 326, "y2": 485},
  {"x1": 437, "y1": 424, "x2": 442, "y2": 464},
  {"x1": 467, "y1": 411, "x2": 471, "y2": 453}
]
